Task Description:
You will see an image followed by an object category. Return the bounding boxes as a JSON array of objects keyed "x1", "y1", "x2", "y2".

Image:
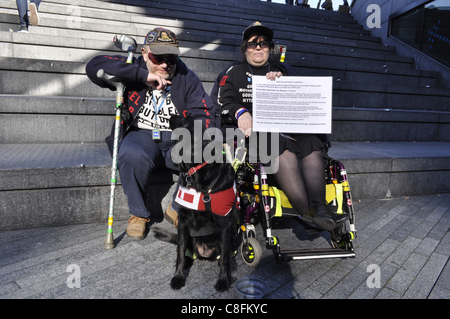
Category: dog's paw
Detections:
[
  {"x1": 170, "y1": 276, "x2": 186, "y2": 290},
  {"x1": 214, "y1": 278, "x2": 231, "y2": 292}
]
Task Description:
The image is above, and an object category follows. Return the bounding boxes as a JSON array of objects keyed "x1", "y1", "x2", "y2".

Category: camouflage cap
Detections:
[{"x1": 143, "y1": 27, "x2": 180, "y2": 55}]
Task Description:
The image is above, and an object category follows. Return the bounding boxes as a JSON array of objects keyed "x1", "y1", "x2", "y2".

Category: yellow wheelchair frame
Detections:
[{"x1": 236, "y1": 156, "x2": 357, "y2": 266}]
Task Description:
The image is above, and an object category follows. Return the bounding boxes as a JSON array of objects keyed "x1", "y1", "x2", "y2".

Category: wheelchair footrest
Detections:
[{"x1": 276, "y1": 247, "x2": 356, "y2": 263}]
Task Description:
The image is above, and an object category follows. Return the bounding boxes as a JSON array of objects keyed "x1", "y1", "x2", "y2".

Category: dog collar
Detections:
[
  {"x1": 187, "y1": 162, "x2": 208, "y2": 176},
  {"x1": 185, "y1": 162, "x2": 209, "y2": 187}
]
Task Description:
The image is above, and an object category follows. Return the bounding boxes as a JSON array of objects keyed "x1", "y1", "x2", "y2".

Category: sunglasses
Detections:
[
  {"x1": 147, "y1": 52, "x2": 178, "y2": 65},
  {"x1": 246, "y1": 41, "x2": 270, "y2": 49}
]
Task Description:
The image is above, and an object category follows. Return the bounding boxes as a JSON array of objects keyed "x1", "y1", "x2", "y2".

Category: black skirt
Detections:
[{"x1": 246, "y1": 132, "x2": 324, "y2": 161}]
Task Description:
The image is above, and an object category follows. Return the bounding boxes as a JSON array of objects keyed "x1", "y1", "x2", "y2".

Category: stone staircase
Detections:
[{"x1": 1, "y1": 0, "x2": 449, "y2": 230}]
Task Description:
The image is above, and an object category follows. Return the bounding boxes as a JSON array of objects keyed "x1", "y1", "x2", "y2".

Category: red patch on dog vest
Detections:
[{"x1": 175, "y1": 184, "x2": 239, "y2": 216}]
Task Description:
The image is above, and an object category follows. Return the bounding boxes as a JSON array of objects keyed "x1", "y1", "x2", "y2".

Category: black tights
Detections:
[{"x1": 274, "y1": 149, "x2": 325, "y2": 216}]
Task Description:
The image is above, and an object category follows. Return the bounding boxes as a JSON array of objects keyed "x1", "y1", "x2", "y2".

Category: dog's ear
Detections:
[{"x1": 169, "y1": 115, "x2": 184, "y2": 131}]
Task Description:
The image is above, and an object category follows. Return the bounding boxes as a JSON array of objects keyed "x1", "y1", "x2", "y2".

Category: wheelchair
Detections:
[{"x1": 227, "y1": 138, "x2": 357, "y2": 267}]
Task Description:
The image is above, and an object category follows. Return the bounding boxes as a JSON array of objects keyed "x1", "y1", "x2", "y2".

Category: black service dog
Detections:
[{"x1": 154, "y1": 115, "x2": 240, "y2": 292}]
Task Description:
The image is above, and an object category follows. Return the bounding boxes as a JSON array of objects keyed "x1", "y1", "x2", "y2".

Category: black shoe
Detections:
[
  {"x1": 302, "y1": 204, "x2": 336, "y2": 231},
  {"x1": 301, "y1": 199, "x2": 348, "y2": 231},
  {"x1": 17, "y1": 26, "x2": 29, "y2": 33},
  {"x1": 334, "y1": 212, "x2": 349, "y2": 225}
]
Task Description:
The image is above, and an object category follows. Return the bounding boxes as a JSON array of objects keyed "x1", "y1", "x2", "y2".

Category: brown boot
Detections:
[
  {"x1": 164, "y1": 204, "x2": 178, "y2": 227},
  {"x1": 127, "y1": 215, "x2": 150, "y2": 240}
]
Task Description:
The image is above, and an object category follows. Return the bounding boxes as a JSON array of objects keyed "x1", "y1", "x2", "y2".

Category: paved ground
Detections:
[{"x1": 1, "y1": 193, "x2": 449, "y2": 301}]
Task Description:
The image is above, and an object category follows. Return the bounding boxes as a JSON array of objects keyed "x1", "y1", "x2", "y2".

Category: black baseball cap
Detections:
[{"x1": 242, "y1": 21, "x2": 274, "y2": 41}]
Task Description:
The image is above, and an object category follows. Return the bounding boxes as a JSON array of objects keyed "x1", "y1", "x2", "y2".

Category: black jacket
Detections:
[{"x1": 86, "y1": 54, "x2": 215, "y2": 154}]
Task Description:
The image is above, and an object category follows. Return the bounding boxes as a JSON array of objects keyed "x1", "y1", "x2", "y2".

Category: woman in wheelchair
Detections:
[{"x1": 211, "y1": 22, "x2": 348, "y2": 231}]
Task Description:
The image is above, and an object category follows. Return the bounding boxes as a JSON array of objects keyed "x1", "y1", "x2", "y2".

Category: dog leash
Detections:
[{"x1": 232, "y1": 138, "x2": 247, "y2": 172}]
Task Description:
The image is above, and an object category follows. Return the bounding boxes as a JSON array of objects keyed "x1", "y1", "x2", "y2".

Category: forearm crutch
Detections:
[
  {"x1": 98, "y1": 34, "x2": 137, "y2": 250},
  {"x1": 98, "y1": 69, "x2": 124, "y2": 250}
]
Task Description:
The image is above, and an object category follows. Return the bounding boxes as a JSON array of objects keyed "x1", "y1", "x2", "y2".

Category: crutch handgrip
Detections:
[
  {"x1": 113, "y1": 34, "x2": 137, "y2": 63},
  {"x1": 97, "y1": 69, "x2": 124, "y2": 91}
]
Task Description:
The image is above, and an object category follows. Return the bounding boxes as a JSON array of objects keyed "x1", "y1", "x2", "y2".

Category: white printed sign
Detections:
[{"x1": 252, "y1": 76, "x2": 332, "y2": 134}]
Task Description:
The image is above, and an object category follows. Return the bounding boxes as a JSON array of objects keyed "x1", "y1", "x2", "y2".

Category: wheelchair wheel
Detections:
[{"x1": 241, "y1": 237, "x2": 262, "y2": 267}]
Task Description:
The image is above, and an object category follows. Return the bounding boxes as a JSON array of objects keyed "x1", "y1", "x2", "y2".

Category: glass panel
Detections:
[
  {"x1": 390, "y1": 6, "x2": 424, "y2": 50},
  {"x1": 421, "y1": 0, "x2": 450, "y2": 66}
]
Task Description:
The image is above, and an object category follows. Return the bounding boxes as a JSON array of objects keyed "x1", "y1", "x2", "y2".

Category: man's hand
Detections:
[{"x1": 146, "y1": 72, "x2": 171, "y2": 90}]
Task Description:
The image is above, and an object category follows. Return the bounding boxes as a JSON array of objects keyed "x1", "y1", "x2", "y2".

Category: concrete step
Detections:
[
  {"x1": 332, "y1": 81, "x2": 450, "y2": 111},
  {"x1": 0, "y1": 0, "x2": 390, "y2": 57},
  {"x1": 1, "y1": 0, "x2": 363, "y2": 32},
  {"x1": 0, "y1": 0, "x2": 370, "y2": 40},
  {"x1": 1, "y1": 141, "x2": 449, "y2": 230},
  {"x1": 2, "y1": 95, "x2": 449, "y2": 143},
  {"x1": 0, "y1": 12, "x2": 388, "y2": 60},
  {"x1": 0, "y1": 58, "x2": 95, "y2": 97},
  {"x1": 129, "y1": 0, "x2": 359, "y2": 25},
  {"x1": 2, "y1": 0, "x2": 426, "y2": 96},
  {"x1": 178, "y1": 32, "x2": 414, "y2": 67},
  {"x1": 0, "y1": 50, "x2": 447, "y2": 144},
  {"x1": 0, "y1": 143, "x2": 175, "y2": 230},
  {"x1": 0, "y1": 31, "x2": 416, "y2": 86},
  {"x1": 332, "y1": 108, "x2": 450, "y2": 142},
  {"x1": 0, "y1": 27, "x2": 410, "y2": 69},
  {"x1": 0, "y1": 54, "x2": 441, "y2": 97}
]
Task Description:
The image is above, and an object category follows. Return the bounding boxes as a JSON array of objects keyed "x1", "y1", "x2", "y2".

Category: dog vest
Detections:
[{"x1": 175, "y1": 184, "x2": 239, "y2": 217}]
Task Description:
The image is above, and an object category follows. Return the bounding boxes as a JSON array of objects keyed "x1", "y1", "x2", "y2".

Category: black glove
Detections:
[{"x1": 120, "y1": 104, "x2": 131, "y2": 123}]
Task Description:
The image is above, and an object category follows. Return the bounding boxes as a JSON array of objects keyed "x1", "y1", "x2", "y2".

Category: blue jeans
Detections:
[
  {"x1": 118, "y1": 129, "x2": 179, "y2": 218},
  {"x1": 16, "y1": 0, "x2": 41, "y2": 26}
]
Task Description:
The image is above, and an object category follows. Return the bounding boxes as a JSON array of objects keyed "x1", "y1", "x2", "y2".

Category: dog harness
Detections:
[
  {"x1": 175, "y1": 184, "x2": 239, "y2": 216},
  {"x1": 175, "y1": 162, "x2": 239, "y2": 216}
]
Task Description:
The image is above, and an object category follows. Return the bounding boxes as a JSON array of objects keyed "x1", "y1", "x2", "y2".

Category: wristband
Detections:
[{"x1": 235, "y1": 108, "x2": 249, "y2": 120}]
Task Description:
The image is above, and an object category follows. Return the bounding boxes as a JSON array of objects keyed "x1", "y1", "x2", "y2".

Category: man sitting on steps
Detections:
[{"x1": 86, "y1": 27, "x2": 215, "y2": 240}]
